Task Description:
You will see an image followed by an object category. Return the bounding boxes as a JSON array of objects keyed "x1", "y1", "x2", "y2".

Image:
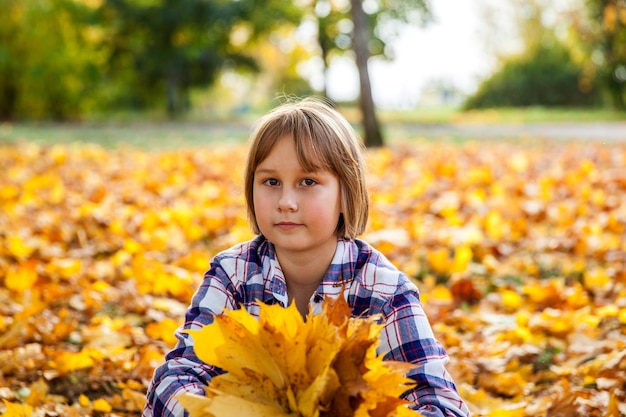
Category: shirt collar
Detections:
[
  {"x1": 317, "y1": 238, "x2": 356, "y2": 297},
  {"x1": 259, "y1": 236, "x2": 358, "y2": 306}
]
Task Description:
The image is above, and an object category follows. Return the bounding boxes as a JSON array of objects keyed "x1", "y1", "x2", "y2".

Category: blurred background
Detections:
[{"x1": 1, "y1": 0, "x2": 625, "y2": 146}]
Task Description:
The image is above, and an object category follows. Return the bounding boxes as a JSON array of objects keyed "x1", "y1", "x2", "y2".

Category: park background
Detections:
[{"x1": 1, "y1": 0, "x2": 626, "y2": 416}]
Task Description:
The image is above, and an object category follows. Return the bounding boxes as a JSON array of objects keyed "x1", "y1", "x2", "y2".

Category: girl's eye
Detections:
[
  {"x1": 263, "y1": 178, "x2": 280, "y2": 186},
  {"x1": 301, "y1": 178, "x2": 317, "y2": 186}
]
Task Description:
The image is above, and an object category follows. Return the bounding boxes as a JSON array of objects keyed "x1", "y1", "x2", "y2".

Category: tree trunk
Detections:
[
  {"x1": 607, "y1": 71, "x2": 626, "y2": 110},
  {"x1": 0, "y1": 73, "x2": 17, "y2": 121},
  {"x1": 166, "y1": 67, "x2": 185, "y2": 119},
  {"x1": 349, "y1": 0, "x2": 384, "y2": 147},
  {"x1": 166, "y1": 73, "x2": 177, "y2": 118},
  {"x1": 317, "y1": 18, "x2": 330, "y2": 99}
]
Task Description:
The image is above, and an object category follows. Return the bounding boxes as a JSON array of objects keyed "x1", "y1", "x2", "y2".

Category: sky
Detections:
[{"x1": 326, "y1": 0, "x2": 498, "y2": 109}]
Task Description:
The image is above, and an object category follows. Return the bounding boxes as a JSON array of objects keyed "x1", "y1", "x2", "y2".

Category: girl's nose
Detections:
[{"x1": 278, "y1": 189, "x2": 297, "y2": 212}]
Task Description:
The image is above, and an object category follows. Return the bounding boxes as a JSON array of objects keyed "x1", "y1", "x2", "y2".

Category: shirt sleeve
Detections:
[
  {"x1": 142, "y1": 260, "x2": 237, "y2": 417},
  {"x1": 380, "y1": 285, "x2": 471, "y2": 417}
]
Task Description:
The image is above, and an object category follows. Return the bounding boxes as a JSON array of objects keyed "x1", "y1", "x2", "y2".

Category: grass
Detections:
[
  {"x1": 0, "y1": 121, "x2": 251, "y2": 150},
  {"x1": 1, "y1": 106, "x2": 624, "y2": 150}
]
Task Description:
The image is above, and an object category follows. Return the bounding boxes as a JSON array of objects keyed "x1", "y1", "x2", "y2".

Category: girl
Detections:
[{"x1": 143, "y1": 98, "x2": 470, "y2": 417}]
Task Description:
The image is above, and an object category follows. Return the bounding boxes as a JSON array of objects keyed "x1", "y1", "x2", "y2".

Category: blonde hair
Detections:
[{"x1": 244, "y1": 97, "x2": 369, "y2": 239}]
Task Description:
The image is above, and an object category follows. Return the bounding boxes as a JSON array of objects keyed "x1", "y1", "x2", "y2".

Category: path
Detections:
[{"x1": 399, "y1": 121, "x2": 626, "y2": 142}]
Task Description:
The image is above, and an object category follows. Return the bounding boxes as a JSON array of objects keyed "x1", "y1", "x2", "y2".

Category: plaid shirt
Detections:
[{"x1": 143, "y1": 235, "x2": 470, "y2": 417}]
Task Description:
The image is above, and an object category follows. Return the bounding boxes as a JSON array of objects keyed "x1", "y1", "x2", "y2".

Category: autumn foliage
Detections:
[
  {"x1": 178, "y1": 295, "x2": 419, "y2": 417},
  {"x1": 1, "y1": 139, "x2": 625, "y2": 416}
]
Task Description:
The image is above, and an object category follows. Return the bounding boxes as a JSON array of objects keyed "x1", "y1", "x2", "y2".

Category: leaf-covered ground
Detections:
[{"x1": 1, "y1": 140, "x2": 625, "y2": 416}]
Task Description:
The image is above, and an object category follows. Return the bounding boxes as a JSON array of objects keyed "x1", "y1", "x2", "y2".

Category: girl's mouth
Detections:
[{"x1": 276, "y1": 222, "x2": 301, "y2": 230}]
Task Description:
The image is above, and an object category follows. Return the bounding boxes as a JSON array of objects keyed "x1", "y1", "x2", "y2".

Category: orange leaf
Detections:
[{"x1": 145, "y1": 318, "x2": 180, "y2": 346}]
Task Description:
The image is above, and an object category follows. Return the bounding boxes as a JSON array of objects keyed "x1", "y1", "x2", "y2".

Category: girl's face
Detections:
[{"x1": 253, "y1": 135, "x2": 342, "y2": 258}]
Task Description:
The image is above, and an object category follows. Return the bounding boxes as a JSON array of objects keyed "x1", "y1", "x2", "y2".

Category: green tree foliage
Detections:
[
  {"x1": 463, "y1": 40, "x2": 601, "y2": 109},
  {"x1": 96, "y1": 0, "x2": 302, "y2": 117},
  {"x1": 571, "y1": 0, "x2": 626, "y2": 110},
  {"x1": 0, "y1": 0, "x2": 102, "y2": 120},
  {"x1": 464, "y1": 0, "x2": 606, "y2": 110}
]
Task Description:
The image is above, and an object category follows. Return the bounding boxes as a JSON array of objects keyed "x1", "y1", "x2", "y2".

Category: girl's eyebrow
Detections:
[
  {"x1": 254, "y1": 168, "x2": 276, "y2": 174},
  {"x1": 256, "y1": 166, "x2": 320, "y2": 175}
]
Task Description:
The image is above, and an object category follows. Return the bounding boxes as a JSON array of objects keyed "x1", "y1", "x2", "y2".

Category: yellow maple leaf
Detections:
[
  {"x1": 426, "y1": 248, "x2": 450, "y2": 275},
  {"x1": 583, "y1": 267, "x2": 612, "y2": 291},
  {"x1": 1, "y1": 400, "x2": 33, "y2": 417},
  {"x1": 78, "y1": 394, "x2": 90, "y2": 407},
  {"x1": 500, "y1": 289, "x2": 522, "y2": 313},
  {"x1": 484, "y1": 211, "x2": 505, "y2": 240},
  {"x1": 605, "y1": 392, "x2": 621, "y2": 417},
  {"x1": 121, "y1": 387, "x2": 148, "y2": 411},
  {"x1": 5, "y1": 234, "x2": 36, "y2": 260},
  {"x1": 177, "y1": 390, "x2": 297, "y2": 417},
  {"x1": 92, "y1": 398, "x2": 112, "y2": 412},
  {"x1": 179, "y1": 295, "x2": 419, "y2": 417},
  {"x1": 450, "y1": 246, "x2": 473, "y2": 273},
  {"x1": 477, "y1": 371, "x2": 526, "y2": 397},
  {"x1": 24, "y1": 379, "x2": 48, "y2": 407},
  {"x1": 5, "y1": 260, "x2": 38, "y2": 294},
  {"x1": 49, "y1": 349, "x2": 95, "y2": 374}
]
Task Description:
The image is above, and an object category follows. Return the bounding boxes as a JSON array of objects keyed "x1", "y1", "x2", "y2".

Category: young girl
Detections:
[{"x1": 143, "y1": 98, "x2": 470, "y2": 417}]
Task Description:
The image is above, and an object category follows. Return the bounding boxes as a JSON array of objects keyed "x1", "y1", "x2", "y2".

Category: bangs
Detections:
[
  {"x1": 252, "y1": 108, "x2": 335, "y2": 173},
  {"x1": 293, "y1": 125, "x2": 333, "y2": 173}
]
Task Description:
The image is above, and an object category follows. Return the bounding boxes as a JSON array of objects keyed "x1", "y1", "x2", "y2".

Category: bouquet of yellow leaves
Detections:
[{"x1": 177, "y1": 295, "x2": 423, "y2": 417}]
